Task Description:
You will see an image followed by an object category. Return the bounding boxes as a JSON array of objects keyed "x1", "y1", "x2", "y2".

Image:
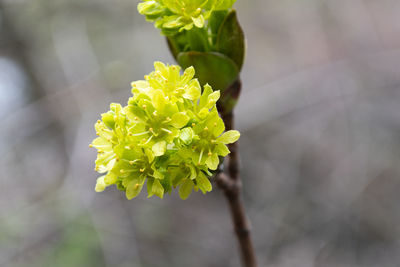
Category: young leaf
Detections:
[
  {"x1": 186, "y1": 27, "x2": 209, "y2": 52},
  {"x1": 177, "y1": 51, "x2": 239, "y2": 92},
  {"x1": 209, "y1": 10, "x2": 229, "y2": 44},
  {"x1": 216, "y1": 10, "x2": 245, "y2": 70}
]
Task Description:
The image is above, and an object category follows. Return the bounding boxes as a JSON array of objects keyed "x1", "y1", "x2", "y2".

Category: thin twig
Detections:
[{"x1": 216, "y1": 81, "x2": 258, "y2": 267}]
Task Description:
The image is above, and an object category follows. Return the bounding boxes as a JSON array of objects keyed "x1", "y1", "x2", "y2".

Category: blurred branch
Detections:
[{"x1": 0, "y1": 2, "x2": 69, "y2": 201}]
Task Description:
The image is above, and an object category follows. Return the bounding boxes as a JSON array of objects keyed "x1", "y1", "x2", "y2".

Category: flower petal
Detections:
[
  {"x1": 152, "y1": 141, "x2": 167, "y2": 156},
  {"x1": 179, "y1": 179, "x2": 193, "y2": 200},
  {"x1": 217, "y1": 130, "x2": 240, "y2": 144},
  {"x1": 171, "y1": 112, "x2": 189, "y2": 128},
  {"x1": 196, "y1": 172, "x2": 212, "y2": 193}
]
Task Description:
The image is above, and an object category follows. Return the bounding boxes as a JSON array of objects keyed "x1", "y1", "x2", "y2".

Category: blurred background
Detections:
[{"x1": 1, "y1": 0, "x2": 400, "y2": 266}]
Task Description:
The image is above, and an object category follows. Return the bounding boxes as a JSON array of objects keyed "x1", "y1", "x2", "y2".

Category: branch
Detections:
[{"x1": 216, "y1": 86, "x2": 258, "y2": 267}]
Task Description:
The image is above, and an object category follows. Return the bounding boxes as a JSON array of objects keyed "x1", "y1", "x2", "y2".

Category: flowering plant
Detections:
[
  {"x1": 139, "y1": 0, "x2": 245, "y2": 115},
  {"x1": 91, "y1": 1, "x2": 256, "y2": 266},
  {"x1": 91, "y1": 62, "x2": 239, "y2": 199},
  {"x1": 138, "y1": 0, "x2": 236, "y2": 34}
]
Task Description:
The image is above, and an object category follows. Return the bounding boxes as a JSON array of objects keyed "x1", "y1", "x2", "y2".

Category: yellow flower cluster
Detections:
[{"x1": 91, "y1": 62, "x2": 240, "y2": 199}]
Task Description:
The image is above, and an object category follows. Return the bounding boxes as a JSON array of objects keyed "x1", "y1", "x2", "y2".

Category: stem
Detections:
[{"x1": 216, "y1": 107, "x2": 258, "y2": 267}]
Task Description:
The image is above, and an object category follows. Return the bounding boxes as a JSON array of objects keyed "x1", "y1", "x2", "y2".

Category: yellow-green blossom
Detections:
[
  {"x1": 91, "y1": 62, "x2": 240, "y2": 200},
  {"x1": 138, "y1": 0, "x2": 236, "y2": 35}
]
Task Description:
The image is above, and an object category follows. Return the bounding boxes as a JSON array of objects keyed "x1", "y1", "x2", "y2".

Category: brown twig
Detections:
[{"x1": 216, "y1": 85, "x2": 258, "y2": 267}]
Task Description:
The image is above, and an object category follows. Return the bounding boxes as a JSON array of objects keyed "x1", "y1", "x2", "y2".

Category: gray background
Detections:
[{"x1": 1, "y1": 0, "x2": 400, "y2": 266}]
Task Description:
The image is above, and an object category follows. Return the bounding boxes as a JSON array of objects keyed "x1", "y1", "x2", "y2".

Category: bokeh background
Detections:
[{"x1": 1, "y1": 0, "x2": 400, "y2": 266}]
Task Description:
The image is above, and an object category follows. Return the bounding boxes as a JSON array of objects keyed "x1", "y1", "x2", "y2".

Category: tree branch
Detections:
[{"x1": 216, "y1": 86, "x2": 258, "y2": 267}]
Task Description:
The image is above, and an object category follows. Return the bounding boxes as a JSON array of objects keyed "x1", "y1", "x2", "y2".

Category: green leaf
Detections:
[
  {"x1": 171, "y1": 112, "x2": 189, "y2": 128},
  {"x1": 214, "y1": 0, "x2": 237, "y2": 10},
  {"x1": 152, "y1": 141, "x2": 167, "y2": 156},
  {"x1": 209, "y1": 10, "x2": 229, "y2": 44},
  {"x1": 217, "y1": 130, "x2": 240, "y2": 144},
  {"x1": 166, "y1": 33, "x2": 187, "y2": 61},
  {"x1": 216, "y1": 10, "x2": 245, "y2": 70},
  {"x1": 186, "y1": 27, "x2": 209, "y2": 52},
  {"x1": 196, "y1": 172, "x2": 212, "y2": 193},
  {"x1": 177, "y1": 51, "x2": 239, "y2": 92},
  {"x1": 179, "y1": 179, "x2": 193, "y2": 200}
]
